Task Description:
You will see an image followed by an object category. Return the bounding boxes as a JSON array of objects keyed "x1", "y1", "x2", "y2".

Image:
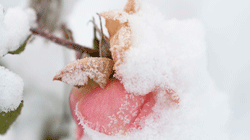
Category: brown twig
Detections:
[
  {"x1": 30, "y1": 27, "x2": 99, "y2": 57},
  {"x1": 61, "y1": 24, "x2": 74, "y2": 41},
  {"x1": 61, "y1": 24, "x2": 84, "y2": 59}
]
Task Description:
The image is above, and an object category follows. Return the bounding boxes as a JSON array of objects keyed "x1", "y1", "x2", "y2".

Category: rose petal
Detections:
[{"x1": 71, "y1": 79, "x2": 155, "y2": 136}]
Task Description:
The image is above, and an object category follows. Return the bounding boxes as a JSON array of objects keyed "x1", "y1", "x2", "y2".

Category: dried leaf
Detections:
[
  {"x1": 100, "y1": 10, "x2": 128, "y2": 38},
  {"x1": 124, "y1": 0, "x2": 140, "y2": 14},
  {"x1": 100, "y1": 14, "x2": 130, "y2": 78},
  {"x1": 53, "y1": 57, "x2": 114, "y2": 88},
  {"x1": 100, "y1": 0, "x2": 141, "y2": 79}
]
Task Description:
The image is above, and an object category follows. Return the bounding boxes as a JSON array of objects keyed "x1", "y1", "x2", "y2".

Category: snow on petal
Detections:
[{"x1": 0, "y1": 66, "x2": 24, "y2": 113}]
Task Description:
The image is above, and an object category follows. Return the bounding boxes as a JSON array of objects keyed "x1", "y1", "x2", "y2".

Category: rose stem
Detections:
[{"x1": 30, "y1": 27, "x2": 99, "y2": 57}]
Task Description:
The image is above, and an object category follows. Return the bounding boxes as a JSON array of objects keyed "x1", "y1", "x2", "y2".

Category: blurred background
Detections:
[{"x1": 0, "y1": 0, "x2": 249, "y2": 139}]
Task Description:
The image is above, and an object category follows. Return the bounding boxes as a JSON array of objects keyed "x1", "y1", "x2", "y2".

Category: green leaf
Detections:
[
  {"x1": 0, "y1": 101, "x2": 24, "y2": 135},
  {"x1": 8, "y1": 35, "x2": 31, "y2": 55}
]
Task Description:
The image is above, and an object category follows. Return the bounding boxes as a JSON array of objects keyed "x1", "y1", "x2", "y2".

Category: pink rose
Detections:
[{"x1": 70, "y1": 78, "x2": 155, "y2": 139}]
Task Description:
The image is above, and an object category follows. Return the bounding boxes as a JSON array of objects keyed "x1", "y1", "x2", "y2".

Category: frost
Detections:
[
  {"x1": 0, "y1": 66, "x2": 24, "y2": 113},
  {"x1": 61, "y1": 68, "x2": 89, "y2": 87},
  {"x1": 54, "y1": 57, "x2": 114, "y2": 88},
  {"x1": 0, "y1": 5, "x2": 36, "y2": 57}
]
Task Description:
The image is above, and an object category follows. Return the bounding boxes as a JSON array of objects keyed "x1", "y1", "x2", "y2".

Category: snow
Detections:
[
  {"x1": 0, "y1": 5, "x2": 36, "y2": 57},
  {"x1": 0, "y1": 4, "x2": 35, "y2": 113},
  {"x1": 0, "y1": 5, "x2": 9, "y2": 57},
  {"x1": 0, "y1": 33, "x2": 76, "y2": 140},
  {"x1": 0, "y1": 0, "x2": 236, "y2": 139},
  {"x1": 77, "y1": 1, "x2": 230, "y2": 139},
  {"x1": 0, "y1": 66, "x2": 24, "y2": 113},
  {"x1": 114, "y1": 2, "x2": 206, "y2": 96}
]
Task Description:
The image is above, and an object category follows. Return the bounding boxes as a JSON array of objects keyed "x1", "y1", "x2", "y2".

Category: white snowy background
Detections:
[{"x1": 0, "y1": 0, "x2": 249, "y2": 139}]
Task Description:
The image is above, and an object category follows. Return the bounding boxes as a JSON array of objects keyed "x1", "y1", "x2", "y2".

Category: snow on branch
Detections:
[
  {"x1": 0, "y1": 66, "x2": 24, "y2": 113},
  {"x1": 0, "y1": 5, "x2": 36, "y2": 57}
]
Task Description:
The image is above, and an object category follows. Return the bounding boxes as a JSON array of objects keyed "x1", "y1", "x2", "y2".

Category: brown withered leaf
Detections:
[
  {"x1": 100, "y1": 0, "x2": 140, "y2": 78},
  {"x1": 53, "y1": 57, "x2": 114, "y2": 88},
  {"x1": 100, "y1": 11, "x2": 130, "y2": 70},
  {"x1": 124, "y1": 0, "x2": 140, "y2": 14}
]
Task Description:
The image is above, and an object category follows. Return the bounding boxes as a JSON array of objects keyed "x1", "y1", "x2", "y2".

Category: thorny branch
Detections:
[{"x1": 30, "y1": 28, "x2": 99, "y2": 57}]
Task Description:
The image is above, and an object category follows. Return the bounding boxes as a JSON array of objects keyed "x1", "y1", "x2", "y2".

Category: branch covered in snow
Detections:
[
  {"x1": 0, "y1": 5, "x2": 34, "y2": 134},
  {"x1": 0, "y1": 66, "x2": 24, "y2": 113},
  {"x1": 0, "y1": 5, "x2": 36, "y2": 57}
]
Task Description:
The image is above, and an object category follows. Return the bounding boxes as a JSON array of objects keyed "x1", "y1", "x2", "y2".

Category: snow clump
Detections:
[
  {"x1": 0, "y1": 66, "x2": 24, "y2": 113},
  {"x1": 116, "y1": 2, "x2": 206, "y2": 96},
  {"x1": 0, "y1": 4, "x2": 34, "y2": 112},
  {"x1": 0, "y1": 4, "x2": 36, "y2": 57}
]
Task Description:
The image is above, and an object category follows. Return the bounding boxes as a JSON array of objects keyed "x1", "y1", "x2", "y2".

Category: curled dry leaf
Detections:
[
  {"x1": 53, "y1": 57, "x2": 114, "y2": 88},
  {"x1": 100, "y1": 0, "x2": 140, "y2": 79},
  {"x1": 124, "y1": 0, "x2": 140, "y2": 14}
]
